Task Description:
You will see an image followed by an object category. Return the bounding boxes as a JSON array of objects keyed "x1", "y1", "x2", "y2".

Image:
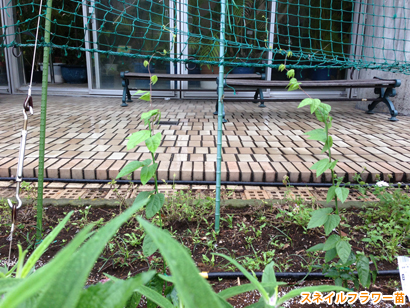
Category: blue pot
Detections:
[
  {"x1": 309, "y1": 68, "x2": 338, "y2": 80},
  {"x1": 61, "y1": 65, "x2": 87, "y2": 84},
  {"x1": 232, "y1": 66, "x2": 255, "y2": 74}
]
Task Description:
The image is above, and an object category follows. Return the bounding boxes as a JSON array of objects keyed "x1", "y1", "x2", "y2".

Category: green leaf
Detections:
[
  {"x1": 278, "y1": 64, "x2": 286, "y2": 72},
  {"x1": 127, "y1": 130, "x2": 151, "y2": 150},
  {"x1": 286, "y1": 69, "x2": 295, "y2": 79},
  {"x1": 324, "y1": 215, "x2": 341, "y2": 236},
  {"x1": 143, "y1": 60, "x2": 149, "y2": 67},
  {"x1": 262, "y1": 262, "x2": 276, "y2": 285},
  {"x1": 76, "y1": 272, "x2": 155, "y2": 308},
  {"x1": 150, "y1": 75, "x2": 158, "y2": 85},
  {"x1": 214, "y1": 253, "x2": 270, "y2": 303},
  {"x1": 304, "y1": 129, "x2": 327, "y2": 143},
  {"x1": 34, "y1": 193, "x2": 151, "y2": 308},
  {"x1": 306, "y1": 243, "x2": 324, "y2": 252},
  {"x1": 146, "y1": 193, "x2": 165, "y2": 219},
  {"x1": 298, "y1": 98, "x2": 313, "y2": 108},
  {"x1": 323, "y1": 234, "x2": 340, "y2": 251},
  {"x1": 276, "y1": 285, "x2": 349, "y2": 307},
  {"x1": 310, "y1": 99, "x2": 321, "y2": 114},
  {"x1": 139, "y1": 92, "x2": 151, "y2": 102},
  {"x1": 145, "y1": 132, "x2": 162, "y2": 154},
  {"x1": 138, "y1": 218, "x2": 226, "y2": 308},
  {"x1": 314, "y1": 103, "x2": 332, "y2": 122},
  {"x1": 322, "y1": 135, "x2": 333, "y2": 153},
  {"x1": 0, "y1": 224, "x2": 94, "y2": 308},
  {"x1": 140, "y1": 163, "x2": 158, "y2": 185},
  {"x1": 116, "y1": 159, "x2": 152, "y2": 179},
  {"x1": 133, "y1": 191, "x2": 154, "y2": 207},
  {"x1": 310, "y1": 158, "x2": 330, "y2": 178},
  {"x1": 135, "y1": 286, "x2": 174, "y2": 308},
  {"x1": 370, "y1": 254, "x2": 379, "y2": 273},
  {"x1": 336, "y1": 240, "x2": 352, "y2": 264},
  {"x1": 307, "y1": 208, "x2": 333, "y2": 229},
  {"x1": 326, "y1": 186, "x2": 336, "y2": 203},
  {"x1": 328, "y1": 158, "x2": 338, "y2": 170},
  {"x1": 19, "y1": 212, "x2": 73, "y2": 278},
  {"x1": 143, "y1": 234, "x2": 158, "y2": 257},
  {"x1": 357, "y1": 255, "x2": 370, "y2": 288},
  {"x1": 325, "y1": 248, "x2": 337, "y2": 262},
  {"x1": 141, "y1": 109, "x2": 159, "y2": 123},
  {"x1": 335, "y1": 187, "x2": 349, "y2": 203}
]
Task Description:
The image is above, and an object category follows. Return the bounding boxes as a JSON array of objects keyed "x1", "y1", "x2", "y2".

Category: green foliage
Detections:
[{"x1": 286, "y1": 64, "x2": 372, "y2": 289}]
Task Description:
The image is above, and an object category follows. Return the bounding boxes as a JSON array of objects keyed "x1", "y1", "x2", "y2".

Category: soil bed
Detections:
[{"x1": 0, "y1": 200, "x2": 405, "y2": 307}]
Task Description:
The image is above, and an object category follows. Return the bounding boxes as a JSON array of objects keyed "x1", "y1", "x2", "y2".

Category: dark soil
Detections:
[{"x1": 0, "y1": 202, "x2": 405, "y2": 307}]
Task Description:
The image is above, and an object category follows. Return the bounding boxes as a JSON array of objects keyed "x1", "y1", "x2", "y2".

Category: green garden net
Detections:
[{"x1": 4, "y1": 0, "x2": 410, "y2": 74}]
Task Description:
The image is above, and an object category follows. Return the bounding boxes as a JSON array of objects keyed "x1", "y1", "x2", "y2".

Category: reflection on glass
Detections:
[{"x1": 94, "y1": 0, "x2": 170, "y2": 90}]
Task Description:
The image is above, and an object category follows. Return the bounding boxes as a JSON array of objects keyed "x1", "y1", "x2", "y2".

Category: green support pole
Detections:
[
  {"x1": 215, "y1": 0, "x2": 226, "y2": 233},
  {"x1": 36, "y1": 0, "x2": 53, "y2": 244}
]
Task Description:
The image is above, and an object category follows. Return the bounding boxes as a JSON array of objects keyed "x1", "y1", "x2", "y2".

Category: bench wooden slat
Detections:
[
  {"x1": 123, "y1": 72, "x2": 262, "y2": 81},
  {"x1": 224, "y1": 79, "x2": 398, "y2": 88}
]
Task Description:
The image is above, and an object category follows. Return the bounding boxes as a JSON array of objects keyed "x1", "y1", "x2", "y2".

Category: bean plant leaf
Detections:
[
  {"x1": 286, "y1": 69, "x2": 295, "y2": 79},
  {"x1": 336, "y1": 240, "x2": 352, "y2": 264},
  {"x1": 139, "y1": 92, "x2": 151, "y2": 102},
  {"x1": 298, "y1": 98, "x2": 313, "y2": 108},
  {"x1": 315, "y1": 103, "x2": 332, "y2": 123},
  {"x1": 323, "y1": 214, "x2": 341, "y2": 236},
  {"x1": 323, "y1": 234, "x2": 340, "y2": 251},
  {"x1": 304, "y1": 129, "x2": 327, "y2": 143},
  {"x1": 310, "y1": 99, "x2": 321, "y2": 114},
  {"x1": 335, "y1": 187, "x2": 349, "y2": 203},
  {"x1": 307, "y1": 208, "x2": 333, "y2": 229},
  {"x1": 116, "y1": 159, "x2": 152, "y2": 179},
  {"x1": 146, "y1": 193, "x2": 165, "y2": 219},
  {"x1": 326, "y1": 186, "x2": 336, "y2": 203},
  {"x1": 140, "y1": 163, "x2": 158, "y2": 185},
  {"x1": 310, "y1": 159, "x2": 330, "y2": 178},
  {"x1": 145, "y1": 133, "x2": 162, "y2": 154},
  {"x1": 306, "y1": 243, "x2": 324, "y2": 252},
  {"x1": 143, "y1": 60, "x2": 149, "y2": 67},
  {"x1": 325, "y1": 248, "x2": 338, "y2": 262},
  {"x1": 278, "y1": 64, "x2": 286, "y2": 72},
  {"x1": 329, "y1": 159, "x2": 338, "y2": 170},
  {"x1": 322, "y1": 136, "x2": 333, "y2": 153},
  {"x1": 127, "y1": 130, "x2": 151, "y2": 150},
  {"x1": 357, "y1": 255, "x2": 370, "y2": 288},
  {"x1": 141, "y1": 109, "x2": 159, "y2": 123},
  {"x1": 151, "y1": 75, "x2": 158, "y2": 85},
  {"x1": 138, "y1": 218, "x2": 226, "y2": 308},
  {"x1": 142, "y1": 234, "x2": 158, "y2": 257}
]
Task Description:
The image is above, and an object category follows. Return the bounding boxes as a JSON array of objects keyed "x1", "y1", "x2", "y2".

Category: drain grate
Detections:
[
  {"x1": 157, "y1": 121, "x2": 179, "y2": 125},
  {"x1": 82, "y1": 189, "x2": 109, "y2": 199}
]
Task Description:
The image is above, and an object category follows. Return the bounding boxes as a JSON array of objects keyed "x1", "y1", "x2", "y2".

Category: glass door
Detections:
[{"x1": 87, "y1": 0, "x2": 175, "y2": 96}]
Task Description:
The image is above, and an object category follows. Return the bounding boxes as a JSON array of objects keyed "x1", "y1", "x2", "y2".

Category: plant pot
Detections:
[{"x1": 61, "y1": 65, "x2": 87, "y2": 84}]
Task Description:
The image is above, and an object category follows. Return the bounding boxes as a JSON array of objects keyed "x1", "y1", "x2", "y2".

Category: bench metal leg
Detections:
[
  {"x1": 121, "y1": 78, "x2": 131, "y2": 107},
  {"x1": 367, "y1": 86, "x2": 399, "y2": 121},
  {"x1": 257, "y1": 88, "x2": 265, "y2": 108}
]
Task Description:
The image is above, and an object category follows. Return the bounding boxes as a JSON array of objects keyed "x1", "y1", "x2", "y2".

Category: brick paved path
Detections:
[{"x1": 0, "y1": 95, "x2": 409, "y2": 183}]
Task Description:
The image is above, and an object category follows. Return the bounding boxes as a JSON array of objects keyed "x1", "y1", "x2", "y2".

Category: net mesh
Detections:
[{"x1": 4, "y1": 0, "x2": 410, "y2": 74}]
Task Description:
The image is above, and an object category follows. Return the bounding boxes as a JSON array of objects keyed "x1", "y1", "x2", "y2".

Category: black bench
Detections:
[
  {"x1": 120, "y1": 72, "x2": 265, "y2": 113},
  {"x1": 222, "y1": 77, "x2": 401, "y2": 121}
]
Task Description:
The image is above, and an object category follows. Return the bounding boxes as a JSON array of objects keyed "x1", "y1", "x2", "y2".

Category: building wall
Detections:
[{"x1": 354, "y1": 0, "x2": 410, "y2": 116}]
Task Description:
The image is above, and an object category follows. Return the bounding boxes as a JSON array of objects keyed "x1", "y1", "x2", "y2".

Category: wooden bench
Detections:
[
  {"x1": 120, "y1": 71, "x2": 265, "y2": 111},
  {"x1": 222, "y1": 77, "x2": 401, "y2": 121}
]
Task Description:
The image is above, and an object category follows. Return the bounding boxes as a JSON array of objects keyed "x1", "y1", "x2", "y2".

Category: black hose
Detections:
[
  {"x1": 0, "y1": 177, "x2": 407, "y2": 188},
  {"x1": 203, "y1": 270, "x2": 399, "y2": 280}
]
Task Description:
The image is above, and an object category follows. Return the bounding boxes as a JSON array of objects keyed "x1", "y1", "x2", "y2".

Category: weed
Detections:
[{"x1": 220, "y1": 214, "x2": 234, "y2": 229}]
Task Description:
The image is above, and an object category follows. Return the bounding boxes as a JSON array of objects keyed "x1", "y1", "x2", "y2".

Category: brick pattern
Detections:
[{"x1": 0, "y1": 95, "x2": 409, "y2": 183}]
